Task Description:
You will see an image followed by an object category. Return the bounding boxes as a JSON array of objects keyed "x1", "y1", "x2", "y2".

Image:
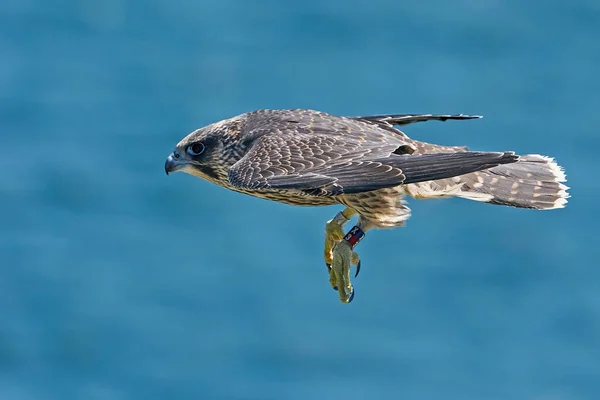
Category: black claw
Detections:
[
  {"x1": 333, "y1": 285, "x2": 338, "y2": 291},
  {"x1": 354, "y1": 260, "x2": 361, "y2": 278},
  {"x1": 347, "y1": 288, "x2": 355, "y2": 303},
  {"x1": 326, "y1": 263, "x2": 331, "y2": 271}
]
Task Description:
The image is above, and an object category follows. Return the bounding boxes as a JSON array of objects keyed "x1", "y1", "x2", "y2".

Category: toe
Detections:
[
  {"x1": 331, "y1": 240, "x2": 355, "y2": 304},
  {"x1": 328, "y1": 267, "x2": 339, "y2": 291},
  {"x1": 324, "y1": 220, "x2": 345, "y2": 266},
  {"x1": 338, "y1": 286, "x2": 354, "y2": 303}
]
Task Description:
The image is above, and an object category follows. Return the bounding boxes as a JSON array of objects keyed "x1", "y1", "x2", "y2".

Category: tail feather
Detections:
[{"x1": 456, "y1": 154, "x2": 570, "y2": 210}]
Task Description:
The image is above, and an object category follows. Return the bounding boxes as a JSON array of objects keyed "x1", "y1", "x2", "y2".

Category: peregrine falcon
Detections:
[{"x1": 165, "y1": 109, "x2": 570, "y2": 303}]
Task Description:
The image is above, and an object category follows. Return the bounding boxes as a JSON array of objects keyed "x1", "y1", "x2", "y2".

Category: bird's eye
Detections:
[{"x1": 187, "y1": 142, "x2": 205, "y2": 156}]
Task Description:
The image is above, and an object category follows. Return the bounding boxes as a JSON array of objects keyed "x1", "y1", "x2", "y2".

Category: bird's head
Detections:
[{"x1": 165, "y1": 117, "x2": 243, "y2": 184}]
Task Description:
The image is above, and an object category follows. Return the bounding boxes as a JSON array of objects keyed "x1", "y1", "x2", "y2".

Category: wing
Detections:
[
  {"x1": 227, "y1": 131, "x2": 405, "y2": 195},
  {"x1": 353, "y1": 113, "x2": 481, "y2": 127},
  {"x1": 349, "y1": 113, "x2": 480, "y2": 145},
  {"x1": 350, "y1": 113, "x2": 475, "y2": 153},
  {"x1": 227, "y1": 129, "x2": 519, "y2": 196}
]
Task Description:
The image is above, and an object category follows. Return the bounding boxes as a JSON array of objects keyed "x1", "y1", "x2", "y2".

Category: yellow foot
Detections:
[
  {"x1": 324, "y1": 219, "x2": 344, "y2": 266},
  {"x1": 323, "y1": 208, "x2": 356, "y2": 267},
  {"x1": 329, "y1": 240, "x2": 361, "y2": 303}
]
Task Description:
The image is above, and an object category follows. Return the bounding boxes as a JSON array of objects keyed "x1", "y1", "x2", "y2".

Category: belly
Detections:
[{"x1": 337, "y1": 186, "x2": 411, "y2": 228}]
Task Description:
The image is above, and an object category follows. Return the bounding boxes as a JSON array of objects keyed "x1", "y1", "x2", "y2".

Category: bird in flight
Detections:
[{"x1": 165, "y1": 109, "x2": 569, "y2": 303}]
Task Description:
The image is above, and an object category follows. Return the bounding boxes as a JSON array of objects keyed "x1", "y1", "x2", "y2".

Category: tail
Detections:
[{"x1": 454, "y1": 154, "x2": 570, "y2": 210}]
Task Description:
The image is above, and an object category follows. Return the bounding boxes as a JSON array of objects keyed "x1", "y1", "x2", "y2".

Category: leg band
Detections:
[{"x1": 343, "y1": 225, "x2": 365, "y2": 248}]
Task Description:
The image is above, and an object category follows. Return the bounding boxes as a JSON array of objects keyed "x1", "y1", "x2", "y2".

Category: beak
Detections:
[{"x1": 165, "y1": 153, "x2": 179, "y2": 175}]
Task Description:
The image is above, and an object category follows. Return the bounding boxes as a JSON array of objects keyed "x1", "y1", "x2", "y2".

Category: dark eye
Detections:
[{"x1": 187, "y1": 142, "x2": 205, "y2": 156}]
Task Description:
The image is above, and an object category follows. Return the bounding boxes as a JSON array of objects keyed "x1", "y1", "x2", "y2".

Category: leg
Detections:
[
  {"x1": 326, "y1": 189, "x2": 411, "y2": 303},
  {"x1": 324, "y1": 207, "x2": 356, "y2": 268},
  {"x1": 329, "y1": 218, "x2": 373, "y2": 304}
]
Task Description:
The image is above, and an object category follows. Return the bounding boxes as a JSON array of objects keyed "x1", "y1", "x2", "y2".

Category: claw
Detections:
[
  {"x1": 326, "y1": 263, "x2": 331, "y2": 270},
  {"x1": 354, "y1": 259, "x2": 361, "y2": 278},
  {"x1": 347, "y1": 287, "x2": 355, "y2": 303},
  {"x1": 333, "y1": 286, "x2": 338, "y2": 291}
]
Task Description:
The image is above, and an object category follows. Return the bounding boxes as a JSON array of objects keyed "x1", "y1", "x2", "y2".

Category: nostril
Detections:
[{"x1": 174, "y1": 153, "x2": 180, "y2": 159}]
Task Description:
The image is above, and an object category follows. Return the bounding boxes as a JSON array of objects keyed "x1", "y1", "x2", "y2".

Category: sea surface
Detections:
[{"x1": 1, "y1": 1, "x2": 599, "y2": 399}]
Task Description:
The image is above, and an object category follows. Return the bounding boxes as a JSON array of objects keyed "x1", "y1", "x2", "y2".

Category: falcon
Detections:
[{"x1": 165, "y1": 109, "x2": 570, "y2": 303}]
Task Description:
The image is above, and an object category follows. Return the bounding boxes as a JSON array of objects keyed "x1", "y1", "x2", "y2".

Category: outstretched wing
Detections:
[
  {"x1": 227, "y1": 130, "x2": 518, "y2": 196},
  {"x1": 353, "y1": 113, "x2": 481, "y2": 127},
  {"x1": 350, "y1": 113, "x2": 476, "y2": 153},
  {"x1": 350, "y1": 113, "x2": 480, "y2": 144}
]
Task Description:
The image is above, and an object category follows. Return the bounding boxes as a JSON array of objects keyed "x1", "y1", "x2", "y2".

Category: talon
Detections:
[
  {"x1": 326, "y1": 263, "x2": 331, "y2": 270},
  {"x1": 350, "y1": 251, "x2": 361, "y2": 277},
  {"x1": 333, "y1": 286, "x2": 338, "y2": 291},
  {"x1": 347, "y1": 288, "x2": 355, "y2": 303}
]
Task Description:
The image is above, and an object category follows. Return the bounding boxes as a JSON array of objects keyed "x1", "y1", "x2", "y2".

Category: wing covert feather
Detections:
[{"x1": 228, "y1": 132, "x2": 519, "y2": 196}]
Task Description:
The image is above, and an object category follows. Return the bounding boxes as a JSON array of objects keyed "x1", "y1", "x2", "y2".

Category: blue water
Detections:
[{"x1": 1, "y1": 1, "x2": 599, "y2": 399}]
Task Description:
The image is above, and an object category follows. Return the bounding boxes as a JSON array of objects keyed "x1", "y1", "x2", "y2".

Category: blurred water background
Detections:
[{"x1": 1, "y1": 0, "x2": 599, "y2": 399}]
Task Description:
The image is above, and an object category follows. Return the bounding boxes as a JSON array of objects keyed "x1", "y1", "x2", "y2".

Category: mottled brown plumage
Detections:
[{"x1": 165, "y1": 108, "x2": 570, "y2": 303}]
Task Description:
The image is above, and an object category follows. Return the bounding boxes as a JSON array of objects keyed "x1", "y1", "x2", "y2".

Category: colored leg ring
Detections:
[{"x1": 343, "y1": 225, "x2": 365, "y2": 248}]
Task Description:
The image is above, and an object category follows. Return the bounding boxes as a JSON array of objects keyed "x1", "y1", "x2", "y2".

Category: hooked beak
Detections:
[{"x1": 165, "y1": 153, "x2": 181, "y2": 175}]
